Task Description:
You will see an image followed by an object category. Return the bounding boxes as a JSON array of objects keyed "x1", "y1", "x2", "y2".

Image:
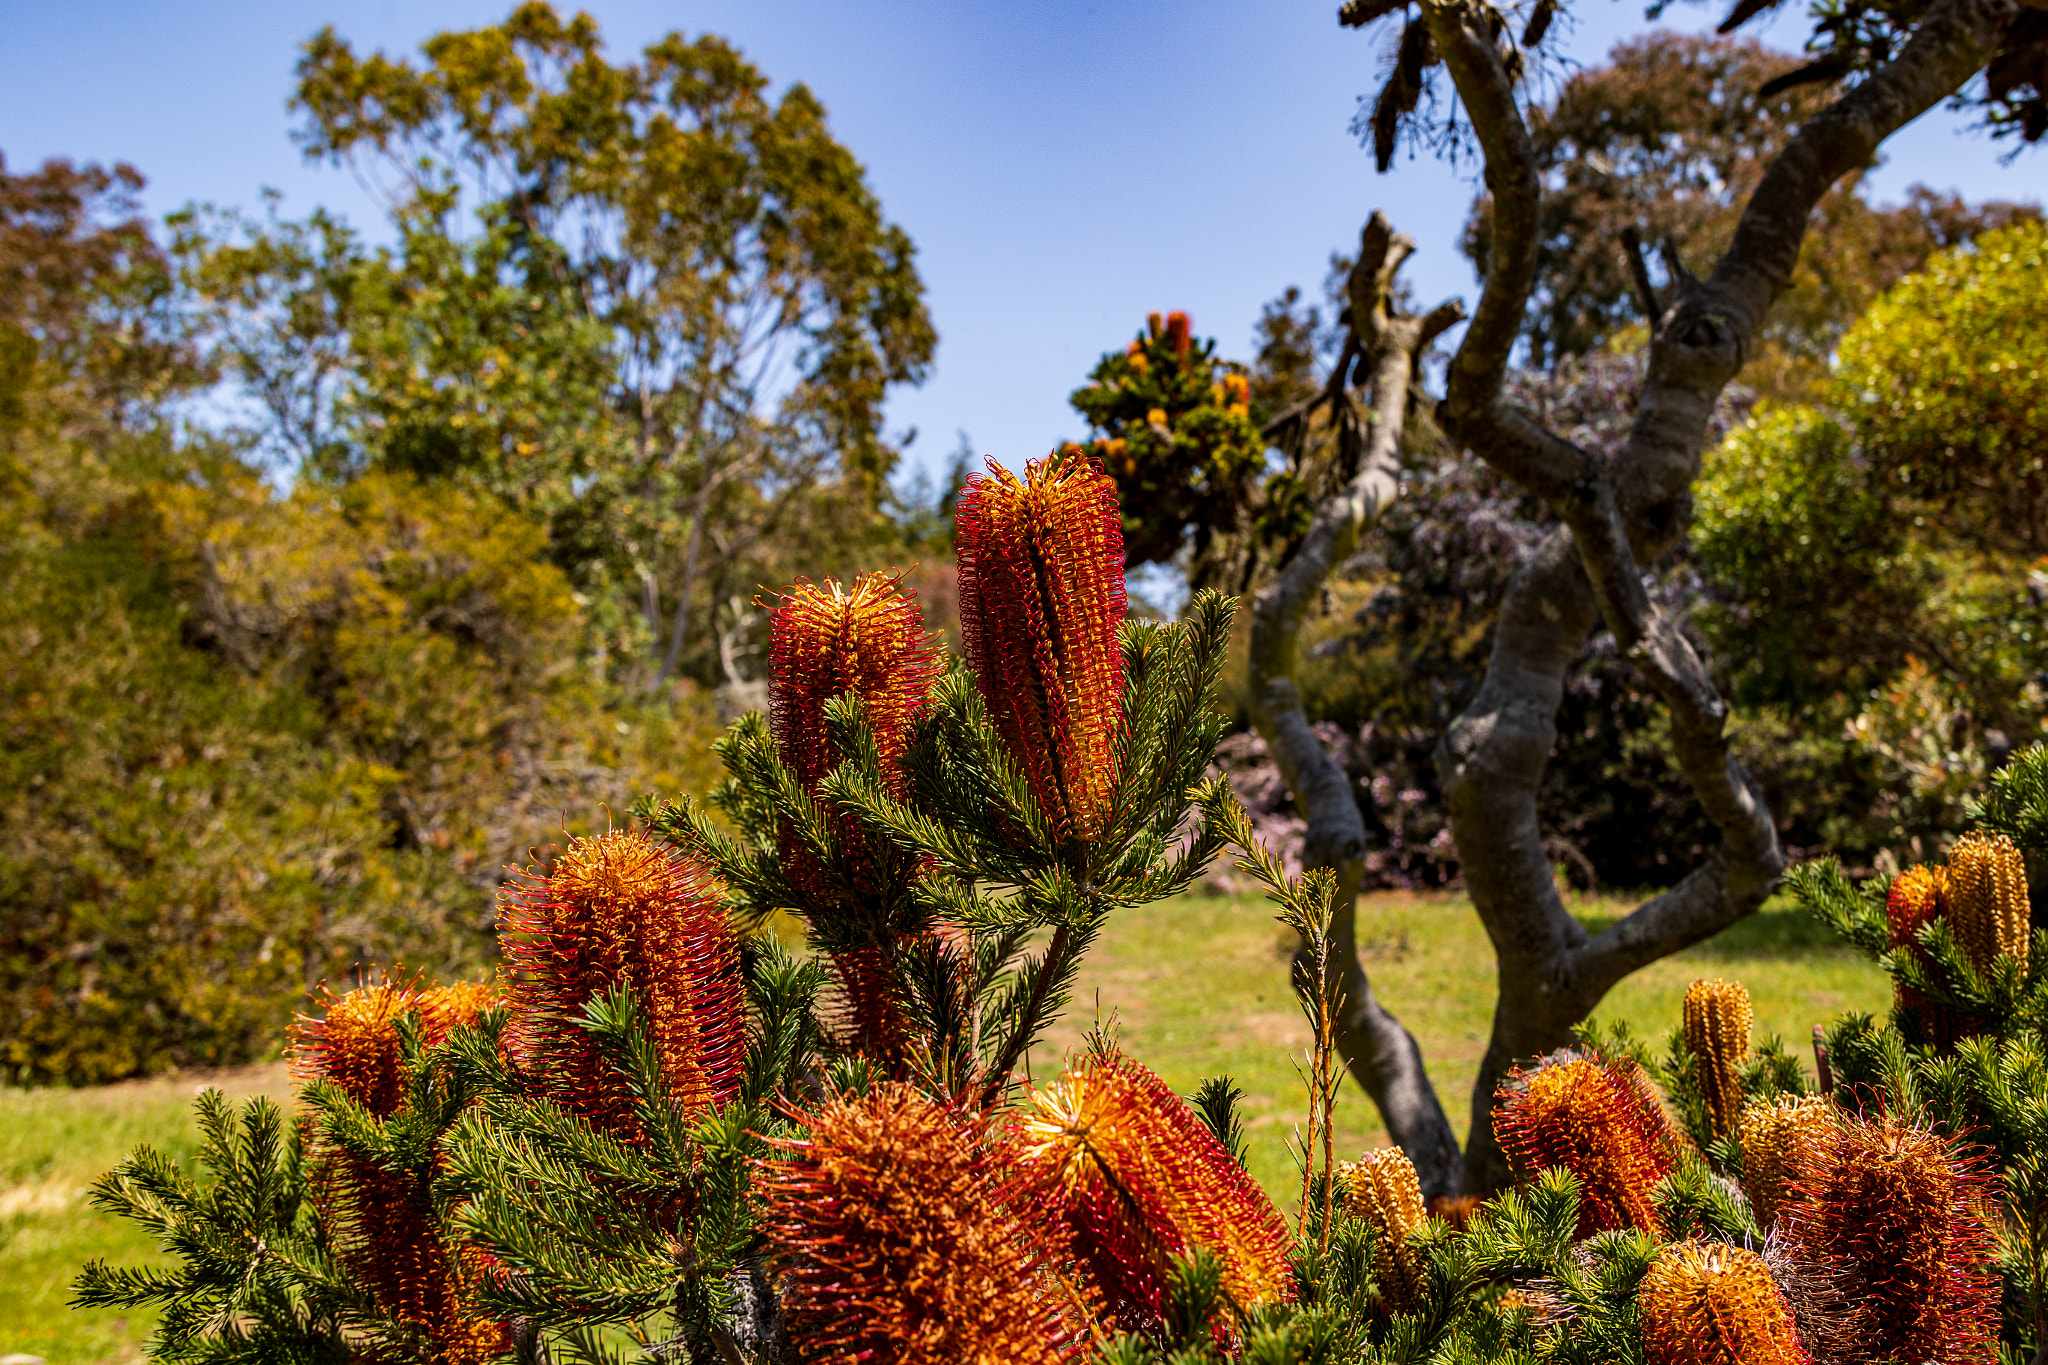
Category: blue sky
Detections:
[{"x1": 2, "y1": 1, "x2": 2033, "y2": 489}]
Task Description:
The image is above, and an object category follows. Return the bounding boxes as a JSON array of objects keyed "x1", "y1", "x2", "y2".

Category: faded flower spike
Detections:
[
  {"x1": 501, "y1": 829, "x2": 744, "y2": 1137},
  {"x1": 1341, "y1": 1148, "x2": 1430, "y2": 1313},
  {"x1": 756, "y1": 1082, "x2": 1087, "y2": 1365},
  {"x1": 1017, "y1": 1048, "x2": 1294, "y2": 1330},
  {"x1": 1493, "y1": 1050, "x2": 1682, "y2": 1237},
  {"x1": 294, "y1": 978, "x2": 504, "y2": 1365},
  {"x1": 1639, "y1": 1241, "x2": 1809, "y2": 1365},
  {"x1": 955, "y1": 449, "x2": 1128, "y2": 846},
  {"x1": 1944, "y1": 829, "x2": 2030, "y2": 974},
  {"x1": 1779, "y1": 1112, "x2": 1998, "y2": 1364},
  {"x1": 1737, "y1": 1093, "x2": 1834, "y2": 1229},
  {"x1": 1682, "y1": 978, "x2": 1753, "y2": 1139}
]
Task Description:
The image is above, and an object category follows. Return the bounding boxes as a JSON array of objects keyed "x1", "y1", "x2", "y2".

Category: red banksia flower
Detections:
[
  {"x1": 955, "y1": 450, "x2": 1128, "y2": 846},
  {"x1": 1341, "y1": 1149, "x2": 1430, "y2": 1312},
  {"x1": 756, "y1": 1082, "x2": 1087, "y2": 1365},
  {"x1": 294, "y1": 979, "x2": 505, "y2": 1364},
  {"x1": 1779, "y1": 1112, "x2": 1998, "y2": 1364},
  {"x1": 1639, "y1": 1241, "x2": 1810, "y2": 1365},
  {"x1": 1016, "y1": 1049, "x2": 1295, "y2": 1328},
  {"x1": 501, "y1": 830, "x2": 744, "y2": 1137},
  {"x1": 1493, "y1": 1050, "x2": 1681, "y2": 1237},
  {"x1": 1682, "y1": 978, "x2": 1753, "y2": 1140}
]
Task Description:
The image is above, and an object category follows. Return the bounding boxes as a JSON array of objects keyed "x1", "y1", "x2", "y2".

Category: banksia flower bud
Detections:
[
  {"x1": 1147, "y1": 311, "x2": 1163, "y2": 339},
  {"x1": 1682, "y1": 978, "x2": 1752, "y2": 1139},
  {"x1": 1945, "y1": 830, "x2": 2030, "y2": 973},
  {"x1": 1737, "y1": 1093, "x2": 1834, "y2": 1228},
  {"x1": 1164, "y1": 310, "x2": 1192, "y2": 356},
  {"x1": 1779, "y1": 1112, "x2": 1998, "y2": 1363},
  {"x1": 1017, "y1": 1049, "x2": 1295, "y2": 1328},
  {"x1": 294, "y1": 978, "x2": 504, "y2": 1365},
  {"x1": 757, "y1": 1082, "x2": 1087, "y2": 1365},
  {"x1": 1639, "y1": 1241, "x2": 1809, "y2": 1365},
  {"x1": 501, "y1": 830, "x2": 744, "y2": 1138},
  {"x1": 1341, "y1": 1149, "x2": 1429, "y2": 1312},
  {"x1": 955, "y1": 451, "x2": 1128, "y2": 846},
  {"x1": 1493, "y1": 1050, "x2": 1681, "y2": 1237}
]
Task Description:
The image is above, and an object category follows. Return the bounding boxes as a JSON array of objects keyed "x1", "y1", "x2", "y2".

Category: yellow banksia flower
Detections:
[
  {"x1": 1016, "y1": 1049, "x2": 1294, "y2": 1330},
  {"x1": 1944, "y1": 830, "x2": 2030, "y2": 973},
  {"x1": 1683, "y1": 978, "x2": 1753, "y2": 1139},
  {"x1": 1341, "y1": 1149, "x2": 1429, "y2": 1312},
  {"x1": 955, "y1": 450, "x2": 1127, "y2": 846},
  {"x1": 1639, "y1": 1241, "x2": 1809, "y2": 1365},
  {"x1": 1493, "y1": 1051, "x2": 1682, "y2": 1237},
  {"x1": 757, "y1": 1082, "x2": 1087, "y2": 1365},
  {"x1": 1737, "y1": 1093, "x2": 1834, "y2": 1228}
]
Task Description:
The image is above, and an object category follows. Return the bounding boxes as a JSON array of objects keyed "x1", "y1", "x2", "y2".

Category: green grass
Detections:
[{"x1": 0, "y1": 890, "x2": 1885, "y2": 1362}]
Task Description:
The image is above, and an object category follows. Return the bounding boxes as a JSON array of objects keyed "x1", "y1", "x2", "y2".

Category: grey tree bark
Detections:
[
  {"x1": 1411, "y1": 0, "x2": 2023, "y2": 1193},
  {"x1": 1246, "y1": 212, "x2": 1467, "y2": 1198}
]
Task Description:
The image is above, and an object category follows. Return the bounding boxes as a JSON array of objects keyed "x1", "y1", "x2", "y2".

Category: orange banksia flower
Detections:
[
  {"x1": 1163, "y1": 310, "x2": 1192, "y2": 357},
  {"x1": 1493, "y1": 1050, "x2": 1682, "y2": 1237},
  {"x1": 1737, "y1": 1093, "x2": 1834, "y2": 1229},
  {"x1": 1779, "y1": 1112, "x2": 1998, "y2": 1364},
  {"x1": 955, "y1": 450, "x2": 1128, "y2": 846},
  {"x1": 294, "y1": 978, "x2": 504, "y2": 1364},
  {"x1": 1016, "y1": 1049, "x2": 1295, "y2": 1329},
  {"x1": 1639, "y1": 1241, "x2": 1809, "y2": 1365},
  {"x1": 756, "y1": 1082, "x2": 1087, "y2": 1365},
  {"x1": 1341, "y1": 1149, "x2": 1430, "y2": 1312},
  {"x1": 1683, "y1": 978, "x2": 1753, "y2": 1139},
  {"x1": 501, "y1": 830, "x2": 744, "y2": 1138},
  {"x1": 1945, "y1": 830, "x2": 2030, "y2": 974},
  {"x1": 1887, "y1": 863, "x2": 1963, "y2": 1046}
]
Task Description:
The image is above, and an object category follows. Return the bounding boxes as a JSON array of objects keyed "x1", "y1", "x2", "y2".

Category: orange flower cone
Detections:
[
  {"x1": 1639, "y1": 1241, "x2": 1810, "y2": 1365},
  {"x1": 1682, "y1": 978, "x2": 1752, "y2": 1140},
  {"x1": 1341, "y1": 1149, "x2": 1430, "y2": 1312},
  {"x1": 500, "y1": 829, "x2": 744, "y2": 1139},
  {"x1": 1016, "y1": 1048, "x2": 1294, "y2": 1331},
  {"x1": 756, "y1": 1082, "x2": 1088, "y2": 1365},
  {"x1": 1492, "y1": 1050, "x2": 1683, "y2": 1237},
  {"x1": 955, "y1": 449, "x2": 1127, "y2": 846}
]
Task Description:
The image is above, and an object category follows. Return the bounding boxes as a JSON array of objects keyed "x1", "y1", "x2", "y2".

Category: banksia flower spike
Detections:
[
  {"x1": 1737, "y1": 1093, "x2": 1834, "y2": 1229},
  {"x1": 1493, "y1": 1050, "x2": 1682, "y2": 1237},
  {"x1": 1639, "y1": 1241, "x2": 1810, "y2": 1365},
  {"x1": 1683, "y1": 978, "x2": 1753, "y2": 1139},
  {"x1": 756, "y1": 1081, "x2": 1087, "y2": 1365},
  {"x1": 1164, "y1": 309, "x2": 1192, "y2": 357},
  {"x1": 1341, "y1": 1149, "x2": 1430, "y2": 1313},
  {"x1": 500, "y1": 829, "x2": 744, "y2": 1137},
  {"x1": 1944, "y1": 829, "x2": 2030, "y2": 974},
  {"x1": 1779, "y1": 1111, "x2": 1998, "y2": 1364},
  {"x1": 1016, "y1": 1048, "x2": 1295, "y2": 1330},
  {"x1": 294, "y1": 979, "x2": 504, "y2": 1365},
  {"x1": 955, "y1": 450, "x2": 1128, "y2": 847},
  {"x1": 1886, "y1": 863, "x2": 1964, "y2": 1046}
]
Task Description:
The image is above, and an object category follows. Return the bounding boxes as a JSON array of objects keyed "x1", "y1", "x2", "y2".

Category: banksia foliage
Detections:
[
  {"x1": 1737, "y1": 1093, "x2": 1834, "y2": 1229},
  {"x1": 1638, "y1": 1241, "x2": 1809, "y2": 1365},
  {"x1": 756, "y1": 1082, "x2": 1086, "y2": 1365},
  {"x1": 1779, "y1": 1112, "x2": 1998, "y2": 1363},
  {"x1": 1341, "y1": 1149, "x2": 1430, "y2": 1312},
  {"x1": 501, "y1": 830, "x2": 744, "y2": 1135},
  {"x1": 294, "y1": 979, "x2": 503, "y2": 1365},
  {"x1": 955, "y1": 449, "x2": 1128, "y2": 846},
  {"x1": 1945, "y1": 829, "x2": 2031, "y2": 973},
  {"x1": 1493, "y1": 1051, "x2": 1681, "y2": 1237},
  {"x1": 1017, "y1": 1049, "x2": 1295, "y2": 1327},
  {"x1": 1683, "y1": 978, "x2": 1753, "y2": 1139}
]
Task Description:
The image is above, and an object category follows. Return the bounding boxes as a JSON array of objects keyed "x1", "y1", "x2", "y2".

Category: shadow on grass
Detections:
[{"x1": 1572, "y1": 898, "x2": 1850, "y2": 961}]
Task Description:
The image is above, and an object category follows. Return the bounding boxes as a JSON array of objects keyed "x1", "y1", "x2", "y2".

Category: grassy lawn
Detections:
[{"x1": 0, "y1": 890, "x2": 1885, "y2": 1363}]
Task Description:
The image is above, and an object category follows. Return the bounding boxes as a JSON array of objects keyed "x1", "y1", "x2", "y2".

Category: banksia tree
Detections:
[
  {"x1": 1493, "y1": 1050, "x2": 1681, "y2": 1236},
  {"x1": 955, "y1": 447, "x2": 1128, "y2": 847},
  {"x1": 1341, "y1": 1148, "x2": 1430, "y2": 1313},
  {"x1": 1638, "y1": 1241, "x2": 1809, "y2": 1365},
  {"x1": 757, "y1": 1082, "x2": 1087, "y2": 1364},
  {"x1": 1779, "y1": 1112, "x2": 1999, "y2": 1363},
  {"x1": 1737, "y1": 1093, "x2": 1834, "y2": 1229},
  {"x1": 1017, "y1": 1047, "x2": 1295, "y2": 1330},
  {"x1": 1682, "y1": 979, "x2": 1753, "y2": 1141},
  {"x1": 499, "y1": 829, "x2": 744, "y2": 1137}
]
